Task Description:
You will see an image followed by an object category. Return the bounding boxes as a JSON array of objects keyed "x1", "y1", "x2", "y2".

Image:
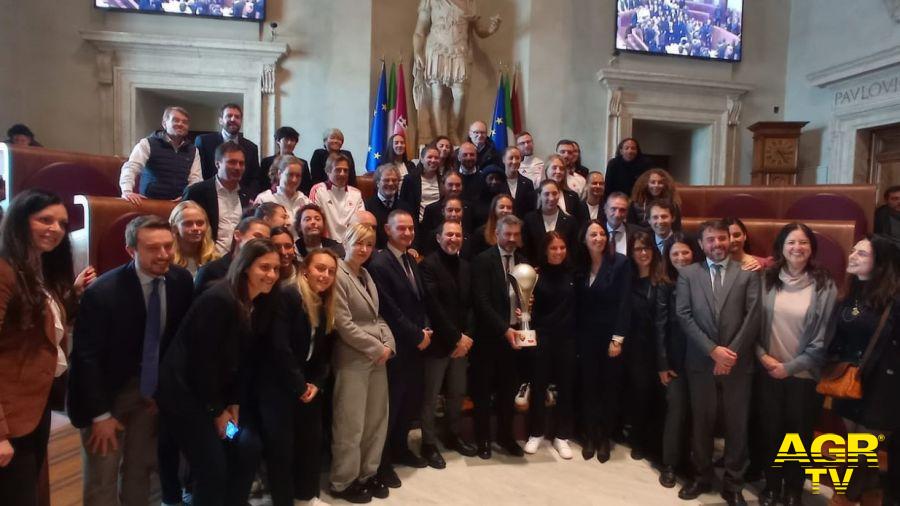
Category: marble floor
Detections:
[{"x1": 254, "y1": 431, "x2": 834, "y2": 506}]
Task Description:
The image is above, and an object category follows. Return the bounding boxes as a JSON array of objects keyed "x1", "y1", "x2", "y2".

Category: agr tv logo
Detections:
[{"x1": 774, "y1": 433, "x2": 883, "y2": 494}]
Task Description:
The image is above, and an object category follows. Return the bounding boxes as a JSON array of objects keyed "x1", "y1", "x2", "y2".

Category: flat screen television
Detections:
[
  {"x1": 615, "y1": 0, "x2": 742, "y2": 62},
  {"x1": 94, "y1": 0, "x2": 265, "y2": 22}
]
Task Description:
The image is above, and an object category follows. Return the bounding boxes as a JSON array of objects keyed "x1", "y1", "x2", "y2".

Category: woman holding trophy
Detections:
[{"x1": 521, "y1": 232, "x2": 578, "y2": 459}]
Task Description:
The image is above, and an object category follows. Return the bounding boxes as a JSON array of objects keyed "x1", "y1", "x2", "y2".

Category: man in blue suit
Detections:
[
  {"x1": 367, "y1": 210, "x2": 433, "y2": 487},
  {"x1": 68, "y1": 215, "x2": 194, "y2": 506}
]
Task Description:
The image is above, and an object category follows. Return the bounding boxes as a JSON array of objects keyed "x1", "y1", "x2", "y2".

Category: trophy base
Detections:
[{"x1": 516, "y1": 330, "x2": 537, "y2": 347}]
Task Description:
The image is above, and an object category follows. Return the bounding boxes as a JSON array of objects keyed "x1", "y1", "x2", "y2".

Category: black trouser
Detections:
[
  {"x1": 158, "y1": 415, "x2": 184, "y2": 504},
  {"x1": 259, "y1": 385, "x2": 325, "y2": 505},
  {"x1": 0, "y1": 407, "x2": 50, "y2": 506},
  {"x1": 471, "y1": 340, "x2": 521, "y2": 444},
  {"x1": 662, "y1": 373, "x2": 690, "y2": 468},
  {"x1": 382, "y1": 355, "x2": 423, "y2": 467},
  {"x1": 161, "y1": 399, "x2": 262, "y2": 506},
  {"x1": 624, "y1": 338, "x2": 663, "y2": 455},
  {"x1": 756, "y1": 373, "x2": 819, "y2": 497},
  {"x1": 579, "y1": 341, "x2": 624, "y2": 440},
  {"x1": 688, "y1": 371, "x2": 752, "y2": 492},
  {"x1": 527, "y1": 338, "x2": 576, "y2": 440}
]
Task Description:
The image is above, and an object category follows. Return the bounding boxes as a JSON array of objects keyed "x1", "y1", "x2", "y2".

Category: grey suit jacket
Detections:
[
  {"x1": 332, "y1": 260, "x2": 396, "y2": 368},
  {"x1": 756, "y1": 277, "x2": 836, "y2": 379},
  {"x1": 675, "y1": 259, "x2": 761, "y2": 375}
]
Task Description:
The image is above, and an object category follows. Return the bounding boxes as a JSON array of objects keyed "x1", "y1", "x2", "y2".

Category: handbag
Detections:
[{"x1": 816, "y1": 305, "x2": 891, "y2": 399}]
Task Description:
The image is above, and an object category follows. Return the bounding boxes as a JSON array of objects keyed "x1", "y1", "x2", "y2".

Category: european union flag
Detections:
[
  {"x1": 490, "y1": 77, "x2": 508, "y2": 151},
  {"x1": 366, "y1": 63, "x2": 389, "y2": 172}
]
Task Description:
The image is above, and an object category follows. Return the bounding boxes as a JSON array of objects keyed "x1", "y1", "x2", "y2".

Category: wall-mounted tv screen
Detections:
[
  {"x1": 615, "y1": 0, "x2": 742, "y2": 62},
  {"x1": 94, "y1": 0, "x2": 265, "y2": 22}
]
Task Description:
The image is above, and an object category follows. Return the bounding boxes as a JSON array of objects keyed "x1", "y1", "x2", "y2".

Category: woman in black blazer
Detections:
[
  {"x1": 468, "y1": 194, "x2": 515, "y2": 260},
  {"x1": 522, "y1": 231, "x2": 578, "y2": 460},
  {"x1": 577, "y1": 219, "x2": 632, "y2": 463},
  {"x1": 399, "y1": 145, "x2": 443, "y2": 225},
  {"x1": 522, "y1": 180, "x2": 578, "y2": 264},
  {"x1": 543, "y1": 154, "x2": 586, "y2": 226},
  {"x1": 309, "y1": 128, "x2": 357, "y2": 188},
  {"x1": 624, "y1": 230, "x2": 669, "y2": 462},
  {"x1": 258, "y1": 248, "x2": 340, "y2": 506},
  {"x1": 655, "y1": 233, "x2": 697, "y2": 488},
  {"x1": 158, "y1": 239, "x2": 281, "y2": 506}
]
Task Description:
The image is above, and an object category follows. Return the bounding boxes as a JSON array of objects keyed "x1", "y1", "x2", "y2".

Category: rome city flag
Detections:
[
  {"x1": 393, "y1": 62, "x2": 409, "y2": 141},
  {"x1": 366, "y1": 62, "x2": 388, "y2": 172}
]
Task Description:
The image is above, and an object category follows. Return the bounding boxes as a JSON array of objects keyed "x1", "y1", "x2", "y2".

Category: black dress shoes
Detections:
[
  {"x1": 720, "y1": 490, "x2": 747, "y2": 506},
  {"x1": 630, "y1": 447, "x2": 645, "y2": 461},
  {"x1": 363, "y1": 477, "x2": 390, "y2": 499},
  {"x1": 393, "y1": 449, "x2": 428, "y2": 468},
  {"x1": 596, "y1": 438, "x2": 611, "y2": 463},
  {"x1": 678, "y1": 480, "x2": 711, "y2": 500},
  {"x1": 581, "y1": 437, "x2": 596, "y2": 460},
  {"x1": 497, "y1": 438, "x2": 525, "y2": 457},
  {"x1": 758, "y1": 488, "x2": 778, "y2": 506},
  {"x1": 658, "y1": 466, "x2": 677, "y2": 488},
  {"x1": 329, "y1": 482, "x2": 373, "y2": 504},
  {"x1": 477, "y1": 441, "x2": 492, "y2": 460},
  {"x1": 421, "y1": 444, "x2": 447, "y2": 469},
  {"x1": 446, "y1": 436, "x2": 478, "y2": 457},
  {"x1": 375, "y1": 466, "x2": 401, "y2": 489}
]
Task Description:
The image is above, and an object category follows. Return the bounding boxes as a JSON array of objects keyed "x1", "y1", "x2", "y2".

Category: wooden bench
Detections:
[
  {"x1": 678, "y1": 184, "x2": 877, "y2": 239},
  {"x1": 71, "y1": 195, "x2": 176, "y2": 275}
]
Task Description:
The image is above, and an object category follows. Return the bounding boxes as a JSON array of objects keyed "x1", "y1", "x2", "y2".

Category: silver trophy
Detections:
[{"x1": 510, "y1": 263, "x2": 538, "y2": 347}]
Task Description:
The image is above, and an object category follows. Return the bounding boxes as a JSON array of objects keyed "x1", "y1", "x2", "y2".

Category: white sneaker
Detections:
[
  {"x1": 514, "y1": 382, "x2": 531, "y2": 410},
  {"x1": 553, "y1": 438, "x2": 573, "y2": 459},
  {"x1": 524, "y1": 435, "x2": 544, "y2": 454}
]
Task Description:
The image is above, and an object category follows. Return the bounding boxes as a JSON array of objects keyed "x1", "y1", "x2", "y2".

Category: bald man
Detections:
[
  {"x1": 467, "y1": 121, "x2": 501, "y2": 170},
  {"x1": 354, "y1": 210, "x2": 378, "y2": 229}
]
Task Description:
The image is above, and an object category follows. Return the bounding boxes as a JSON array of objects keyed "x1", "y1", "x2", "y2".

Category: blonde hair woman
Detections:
[
  {"x1": 169, "y1": 200, "x2": 219, "y2": 276},
  {"x1": 329, "y1": 224, "x2": 395, "y2": 503},
  {"x1": 258, "y1": 248, "x2": 339, "y2": 505}
]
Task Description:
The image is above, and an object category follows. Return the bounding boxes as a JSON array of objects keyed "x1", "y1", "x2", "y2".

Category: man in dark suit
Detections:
[
  {"x1": 194, "y1": 103, "x2": 263, "y2": 197},
  {"x1": 467, "y1": 121, "x2": 501, "y2": 170},
  {"x1": 194, "y1": 216, "x2": 270, "y2": 294},
  {"x1": 603, "y1": 191, "x2": 644, "y2": 258},
  {"x1": 183, "y1": 142, "x2": 252, "y2": 256},
  {"x1": 471, "y1": 214, "x2": 527, "y2": 459},
  {"x1": 260, "y1": 126, "x2": 312, "y2": 195},
  {"x1": 367, "y1": 210, "x2": 433, "y2": 487},
  {"x1": 648, "y1": 200, "x2": 677, "y2": 254},
  {"x1": 675, "y1": 219, "x2": 761, "y2": 506},
  {"x1": 365, "y1": 165, "x2": 415, "y2": 249},
  {"x1": 68, "y1": 216, "x2": 194, "y2": 506},
  {"x1": 456, "y1": 142, "x2": 485, "y2": 204},
  {"x1": 419, "y1": 221, "x2": 478, "y2": 466},
  {"x1": 419, "y1": 171, "x2": 472, "y2": 238},
  {"x1": 874, "y1": 184, "x2": 900, "y2": 240}
]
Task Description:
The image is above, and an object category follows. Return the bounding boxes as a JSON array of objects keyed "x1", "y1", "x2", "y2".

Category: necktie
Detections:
[
  {"x1": 711, "y1": 263, "x2": 724, "y2": 300},
  {"x1": 139, "y1": 278, "x2": 162, "y2": 398},
  {"x1": 609, "y1": 228, "x2": 618, "y2": 247},
  {"x1": 385, "y1": 198, "x2": 394, "y2": 209},
  {"x1": 402, "y1": 253, "x2": 420, "y2": 299},
  {"x1": 503, "y1": 254, "x2": 511, "y2": 274}
]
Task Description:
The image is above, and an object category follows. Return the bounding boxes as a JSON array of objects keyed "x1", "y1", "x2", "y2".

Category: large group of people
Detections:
[{"x1": 0, "y1": 105, "x2": 898, "y2": 506}]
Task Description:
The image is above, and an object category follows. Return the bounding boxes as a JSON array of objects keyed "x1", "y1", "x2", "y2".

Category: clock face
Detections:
[{"x1": 763, "y1": 138, "x2": 797, "y2": 169}]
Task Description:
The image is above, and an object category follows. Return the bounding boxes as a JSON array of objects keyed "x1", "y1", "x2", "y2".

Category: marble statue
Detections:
[{"x1": 413, "y1": 0, "x2": 501, "y2": 144}]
